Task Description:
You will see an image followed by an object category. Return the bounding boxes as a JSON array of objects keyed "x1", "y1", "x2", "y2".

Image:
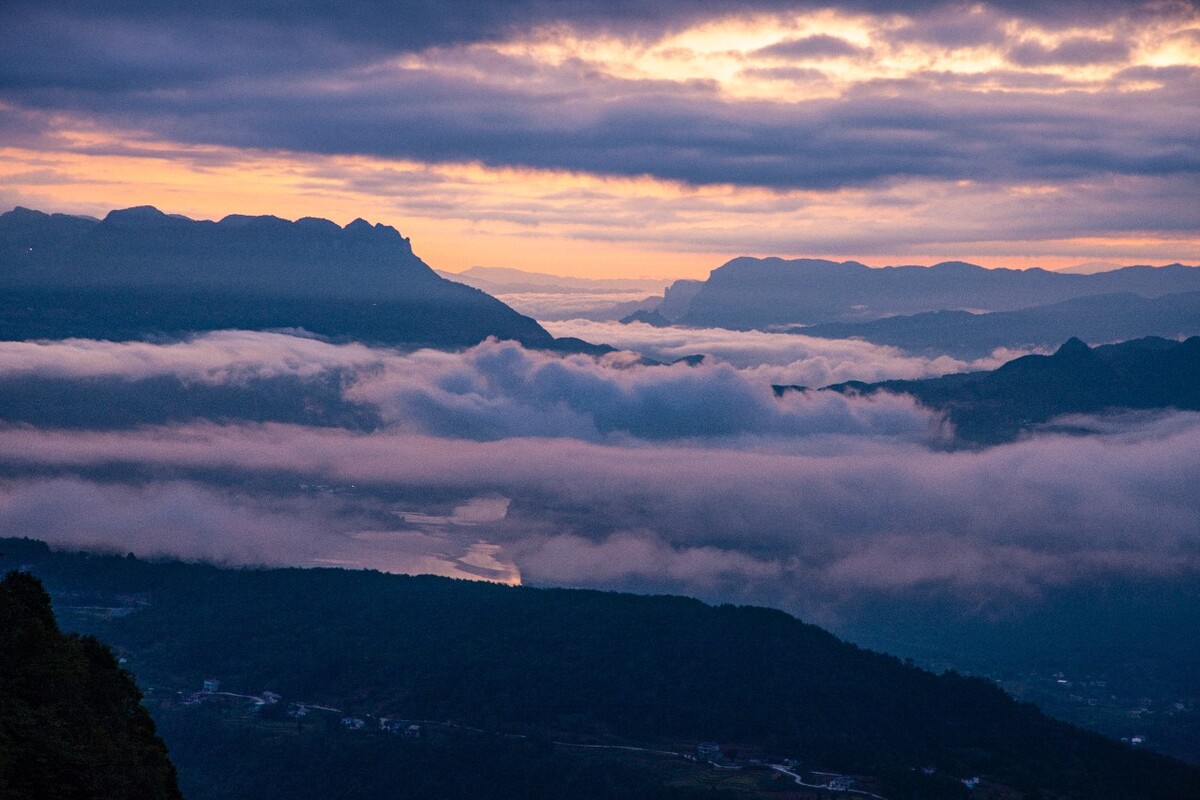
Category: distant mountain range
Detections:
[
  {"x1": 619, "y1": 308, "x2": 673, "y2": 327},
  {"x1": 1056, "y1": 261, "x2": 1125, "y2": 275},
  {"x1": 0, "y1": 206, "x2": 606, "y2": 352},
  {"x1": 437, "y1": 266, "x2": 670, "y2": 296},
  {"x1": 7, "y1": 538, "x2": 1199, "y2": 800},
  {"x1": 435, "y1": 266, "x2": 673, "y2": 322},
  {"x1": 793, "y1": 336, "x2": 1200, "y2": 443},
  {"x1": 644, "y1": 257, "x2": 1200, "y2": 329},
  {"x1": 794, "y1": 291, "x2": 1200, "y2": 358}
]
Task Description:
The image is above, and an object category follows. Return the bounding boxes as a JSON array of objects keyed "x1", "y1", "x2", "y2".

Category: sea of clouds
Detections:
[
  {"x1": 1, "y1": 331, "x2": 1196, "y2": 622},
  {"x1": 544, "y1": 319, "x2": 1031, "y2": 385}
]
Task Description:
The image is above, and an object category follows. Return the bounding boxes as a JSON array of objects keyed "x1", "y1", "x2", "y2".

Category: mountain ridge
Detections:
[
  {"x1": 790, "y1": 291, "x2": 1200, "y2": 358},
  {"x1": 796, "y1": 336, "x2": 1200, "y2": 443},
  {"x1": 672, "y1": 256, "x2": 1200, "y2": 329},
  {"x1": 0, "y1": 206, "x2": 610, "y2": 353}
]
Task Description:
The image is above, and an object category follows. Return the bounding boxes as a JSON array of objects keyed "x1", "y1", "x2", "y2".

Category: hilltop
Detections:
[{"x1": 800, "y1": 336, "x2": 1200, "y2": 443}]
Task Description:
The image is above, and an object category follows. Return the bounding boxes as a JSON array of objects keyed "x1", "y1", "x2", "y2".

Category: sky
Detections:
[{"x1": 2, "y1": 0, "x2": 1199, "y2": 278}]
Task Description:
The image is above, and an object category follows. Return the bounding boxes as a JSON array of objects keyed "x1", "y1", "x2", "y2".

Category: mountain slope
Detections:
[
  {"x1": 0, "y1": 206, "x2": 559, "y2": 349},
  {"x1": 794, "y1": 291, "x2": 1200, "y2": 358},
  {"x1": 5, "y1": 538, "x2": 1199, "y2": 799},
  {"x1": 678, "y1": 257, "x2": 1200, "y2": 329},
  {"x1": 0, "y1": 569, "x2": 182, "y2": 800},
  {"x1": 811, "y1": 336, "x2": 1200, "y2": 443}
]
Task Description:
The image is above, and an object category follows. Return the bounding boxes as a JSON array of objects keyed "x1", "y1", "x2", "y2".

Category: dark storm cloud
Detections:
[
  {"x1": 1115, "y1": 63, "x2": 1200, "y2": 83},
  {"x1": 1008, "y1": 37, "x2": 1132, "y2": 67},
  {"x1": 1, "y1": 1, "x2": 1197, "y2": 191},
  {"x1": 754, "y1": 35, "x2": 867, "y2": 59},
  {"x1": 6, "y1": 58, "x2": 1199, "y2": 190},
  {"x1": 4, "y1": 1, "x2": 1184, "y2": 66},
  {"x1": 0, "y1": 11, "x2": 371, "y2": 93},
  {"x1": 892, "y1": 4, "x2": 1010, "y2": 47}
]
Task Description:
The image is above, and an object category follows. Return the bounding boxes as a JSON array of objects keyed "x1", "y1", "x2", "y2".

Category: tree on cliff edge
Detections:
[{"x1": 0, "y1": 570, "x2": 181, "y2": 800}]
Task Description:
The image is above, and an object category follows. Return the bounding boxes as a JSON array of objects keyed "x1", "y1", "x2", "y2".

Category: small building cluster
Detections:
[
  {"x1": 827, "y1": 775, "x2": 854, "y2": 791},
  {"x1": 379, "y1": 717, "x2": 422, "y2": 737}
]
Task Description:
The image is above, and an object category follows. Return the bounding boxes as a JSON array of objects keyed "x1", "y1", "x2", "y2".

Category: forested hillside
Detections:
[
  {"x1": 4, "y1": 538, "x2": 1198, "y2": 799},
  {"x1": 0, "y1": 570, "x2": 181, "y2": 800}
]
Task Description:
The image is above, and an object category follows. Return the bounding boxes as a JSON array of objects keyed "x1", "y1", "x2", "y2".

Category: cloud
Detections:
[
  {"x1": 398, "y1": 494, "x2": 511, "y2": 528},
  {"x1": 2, "y1": 2, "x2": 1175, "y2": 74},
  {"x1": 1008, "y1": 37, "x2": 1132, "y2": 67},
  {"x1": 480, "y1": 291, "x2": 660, "y2": 322},
  {"x1": 514, "y1": 532, "x2": 784, "y2": 594},
  {"x1": 0, "y1": 478, "x2": 333, "y2": 565},
  {"x1": 0, "y1": 331, "x2": 1195, "y2": 616},
  {"x1": 0, "y1": 330, "x2": 388, "y2": 383},
  {"x1": 344, "y1": 339, "x2": 942, "y2": 441},
  {"x1": 2, "y1": 3, "x2": 1197, "y2": 195},
  {"x1": 10, "y1": 57, "x2": 1198, "y2": 192},
  {"x1": 0, "y1": 475, "x2": 520, "y2": 582},
  {"x1": 0, "y1": 312, "x2": 1196, "y2": 627},
  {"x1": 1, "y1": 408, "x2": 1198, "y2": 617},
  {"x1": 543, "y1": 319, "x2": 1028, "y2": 385},
  {"x1": 0, "y1": 333, "x2": 946, "y2": 441},
  {"x1": 893, "y1": 5, "x2": 1010, "y2": 47},
  {"x1": 754, "y1": 35, "x2": 867, "y2": 60}
]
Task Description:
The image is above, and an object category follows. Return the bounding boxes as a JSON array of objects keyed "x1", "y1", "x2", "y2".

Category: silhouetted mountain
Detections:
[
  {"x1": 653, "y1": 279, "x2": 704, "y2": 321},
  {"x1": 794, "y1": 291, "x2": 1200, "y2": 358},
  {"x1": 543, "y1": 336, "x2": 616, "y2": 357},
  {"x1": 5, "y1": 539, "x2": 1199, "y2": 800},
  {"x1": 1056, "y1": 261, "x2": 1123, "y2": 275},
  {"x1": 0, "y1": 206, "x2": 571, "y2": 350},
  {"x1": 0, "y1": 569, "x2": 181, "y2": 799},
  {"x1": 804, "y1": 336, "x2": 1200, "y2": 443},
  {"x1": 677, "y1": 257, "x2": 1200, "y2": 329},
  {"x1": 620, "y1": 309, "x2": 672, "y2": 327}
]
